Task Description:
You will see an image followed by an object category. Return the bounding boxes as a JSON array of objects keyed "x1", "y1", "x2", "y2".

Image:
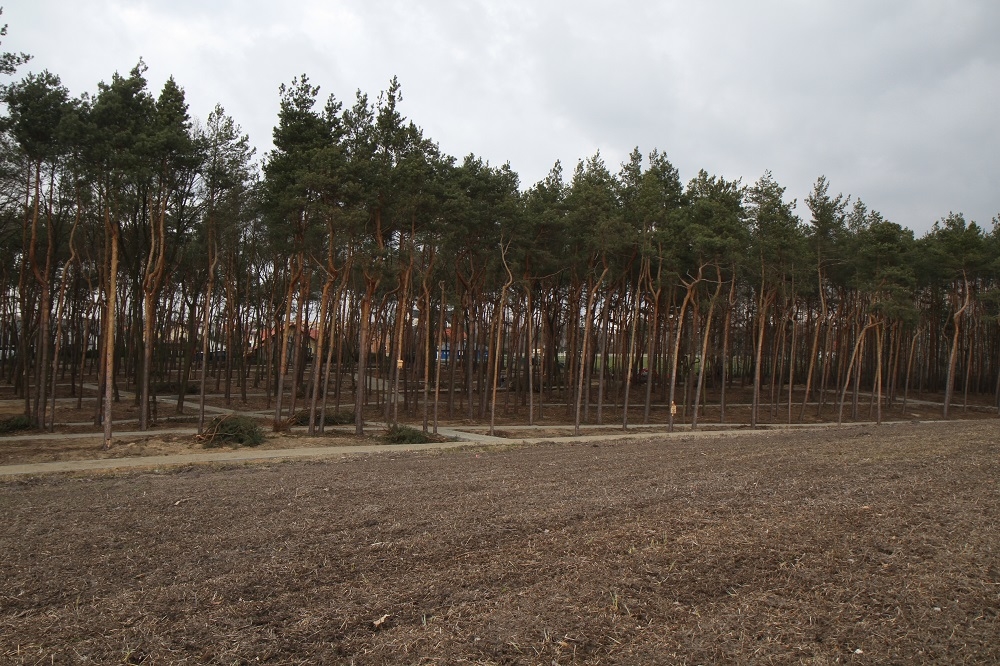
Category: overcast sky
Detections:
[{"x1": 5, "y1": 0, "x2": 999, "y2": 235}]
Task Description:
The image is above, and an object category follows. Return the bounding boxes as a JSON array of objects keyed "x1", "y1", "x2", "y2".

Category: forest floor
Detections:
[{"x1": 0, "y1": 375, "x2": 999, "y2": 663}]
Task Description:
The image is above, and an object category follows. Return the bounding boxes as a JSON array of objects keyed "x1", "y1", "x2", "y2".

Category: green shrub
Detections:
[
  {"x1": 291, "y1": 409, "x2": 355, "y2": 426},
  {"x1": 382, "y1": 424, "x2": 431, "y2": 445},
  {"x1": 203, "y1": 415, "x2": 264, "y2": 448},
  {"x1": 323, "y1": 410, "x2": 356, "y2": 426},
  {"x1": 0, "y1": 415, "x2": 32, "y2": 434},
  {"x1": 155, "y1": 381, "x2": 200, "y2": 395}
]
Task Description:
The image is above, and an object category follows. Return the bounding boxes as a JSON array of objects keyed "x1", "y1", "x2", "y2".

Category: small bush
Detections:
[
  {"x1": 323, "y1": 410, "x2": 356, "y2": 426},
  {"x1": 203, "y1": 415, "x2": 264, "y2": 448},
  {"x1": 155, "y1": 381, "x2": 201, "y2": 395},
  {"x1": 291, "y1": 409, "x2": 355, "y2": 426},
  {"x1": 382, "y1": 424, "x2": 431, "y2": 445},
  {"x1": 0, "y1": 415, "x2": 32, "y2": 434}
]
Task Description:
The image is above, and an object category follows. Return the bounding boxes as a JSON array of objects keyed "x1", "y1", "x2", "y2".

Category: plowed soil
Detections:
[{"x1": 2, "y1": 420, "x2": 999, "y2": 664}]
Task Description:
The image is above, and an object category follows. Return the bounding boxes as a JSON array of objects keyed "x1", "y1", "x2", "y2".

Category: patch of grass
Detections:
[
  {"x1": 0, "y1": 414, "x2": 32, "y2": 434},
  {"x1": 382, "y1": 424, "x2": 431, "y2": 445},
  {"x1": 202, "y1": 415, "x2": 265, "y2": 448}
]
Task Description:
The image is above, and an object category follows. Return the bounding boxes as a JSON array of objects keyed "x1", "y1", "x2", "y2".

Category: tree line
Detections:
[{"x1": 2, "y1": 42, "x2": 998, "y2": 445}]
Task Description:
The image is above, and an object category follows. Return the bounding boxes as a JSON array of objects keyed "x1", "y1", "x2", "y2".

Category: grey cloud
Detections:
[{"x1": 4, "y1": 0, "x2": 997, "y2": 232}]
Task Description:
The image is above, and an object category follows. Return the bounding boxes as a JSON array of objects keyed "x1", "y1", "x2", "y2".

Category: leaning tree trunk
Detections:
[
  {"x1": 943, "y1": 273, "x2": 970, "y2": 419},
  {"x1": 308, "y1": 266, "x2": 336, "y2": 434},
  {"x1": 800, "y1": 265, "x2": 828, "y2": 421},
  {"x1": 692, "y1": 271, "x2": 723, "y2": 430},
  {"x1": 140, "y1": 197, "x2": 170, "y2": 431},
  {"x1": 751, "y1": 286, "x2": 773, "y2": 429},
  {"x1": 668, "y1": 268, "x2": 701, "y2": 432},
  {"x1": 838, "y1": 317, "x2": 878, "y2": 425},
  {"x1": 595, "y1": 286, "x2": 613, "y2": 426},
  {"x1": 48, "y1": 211, "x2": 81, "y2": 431}
]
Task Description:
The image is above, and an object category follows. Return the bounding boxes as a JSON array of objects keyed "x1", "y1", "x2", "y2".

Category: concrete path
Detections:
[
  {"x1": 0, "y1": 428, "x2": 717, "y2": 478},
  {"x1": 0, "y1": 439, "x2": 482, "y2": 477}
]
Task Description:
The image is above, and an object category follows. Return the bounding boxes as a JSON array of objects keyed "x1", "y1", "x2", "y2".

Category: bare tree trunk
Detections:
[
  {"x1": 800, "y1": 267, "x2": 828, "y2": 420},
  {"x1": 751, "y1": 287, "x2": 772, "y2": 429},
  {"x1": 28, "y1": 162, "x2": 54, "y2": 429},
  {"x1": 139, "y1": 195, "x2": 170, "y2": 431},
  {"x1": 102, "y1": 213, "x2": 120, "y2": 451},
  {"x1": 943, "y1": 273, "x2": 970, "y2": 418},
  {"x1": 692, "y1": 272, "x2": 722, "y2": 430},
  {"x1": 433, "y1": 282, "x2": 445, "y2": 434},
  {"x1": 355, "y1": 277, "x2": 377, "y2": 435},
  {"x1": 49, "y1": 209, "x2": 80, "y2": 431},
  {"x1": 320, "y1": 274, "x2": 348, "y2": 431},
  {"x1": 719, "y1": 272, "x2": 736, "y2": 424},
  {"x1": 308, "y1": 269, "x2": 335, "y2": 434},
  {"x1": 874, "y1": 320, "x2": 884, "y2": 424},
  {"x1": 901, "y1": 329, "x2": 918, "y2": 414},
  {"x1": 197, "y1": 247, "x2": 219, "y2": 434},
  {"x1": 421, "y1": 282, "x2": 433, "y2": 433},
  {"x1": 391, "y1": 255, "x2": 414, "y2": 427},
  {"x1": 273, "y1": 258, "x2": 300, "y2": 426},
  {"x1": 524, "y1": 281, "x2": 535, "y2": 425},
  {"x1": 838, "y1": 317, "x2": 877, "y2": 425},
  {"x1": 643, "y1": 290, "x2": 660, "y2": 424},
  {"x1": 490, "y1": 245, "x2": 515, "y2": 436},
  {"x1": 962, "y1": 314, "x2": 975, "y2": 413},
  {"x1": 623, "y1": 262, "x2": 644, "y2": 431},
  {"x1": 595, "y1": 288, "x2": 612, "y2": 426},
  {"x1": 447, "y1": 299, "x2": 460, "y2": 419},
  {"x1": 668, "y1": 269, "x2": 701, "y2": 432},
  {"x1": 787, "y1": 303, "x2": 797, "y2": 424},
  {"x1": 574, "y1": 268, "x2": 607, "y2": 436}
]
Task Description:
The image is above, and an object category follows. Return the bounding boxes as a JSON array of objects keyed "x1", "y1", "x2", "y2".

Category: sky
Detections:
[{"x1": 4, "y1": 0, "x2": 999, "y2": 236}]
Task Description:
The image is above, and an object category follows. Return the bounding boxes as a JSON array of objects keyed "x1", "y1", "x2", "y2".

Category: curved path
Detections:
[{"x1": 0, "y1": 420, "x2": 923, "y2": 478}]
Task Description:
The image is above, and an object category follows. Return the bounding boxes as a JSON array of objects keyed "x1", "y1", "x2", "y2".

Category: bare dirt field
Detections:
[{"x1": 1, "y1": 419, "x2": 998, "y2": 664}]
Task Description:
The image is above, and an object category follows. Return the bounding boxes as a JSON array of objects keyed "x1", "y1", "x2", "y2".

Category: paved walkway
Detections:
[{"x1": 0, "y1": 438, "x2": 476, "y2": 477}]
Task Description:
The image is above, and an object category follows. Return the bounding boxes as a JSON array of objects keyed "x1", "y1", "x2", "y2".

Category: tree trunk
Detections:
[
  {"x1": 355, "y1": 277, "x2": 377, "y2": 435},
  {"x1": 622, "y1": 261, "x2": 645, "y2": 431},
  {"x1": 574, "y1": 268, "x2": 607, "y2": 436},
  {"x1": 943, "y1": 273, "x2": 970, "y2": 418},
  {"x1": 103, "y1": 212, "x2": 120, "y2": 451},
  {"x1": 668, "y1": 269, "x2": 701, "y2": 432},
  {"x1": 692, "y1": 272, "x2": 722, "y2": 430}
]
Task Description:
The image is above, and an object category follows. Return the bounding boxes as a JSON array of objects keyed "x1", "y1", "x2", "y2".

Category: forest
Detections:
[{"x1": 2, "y1": 38, "x2": 999, "y2": 447}]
